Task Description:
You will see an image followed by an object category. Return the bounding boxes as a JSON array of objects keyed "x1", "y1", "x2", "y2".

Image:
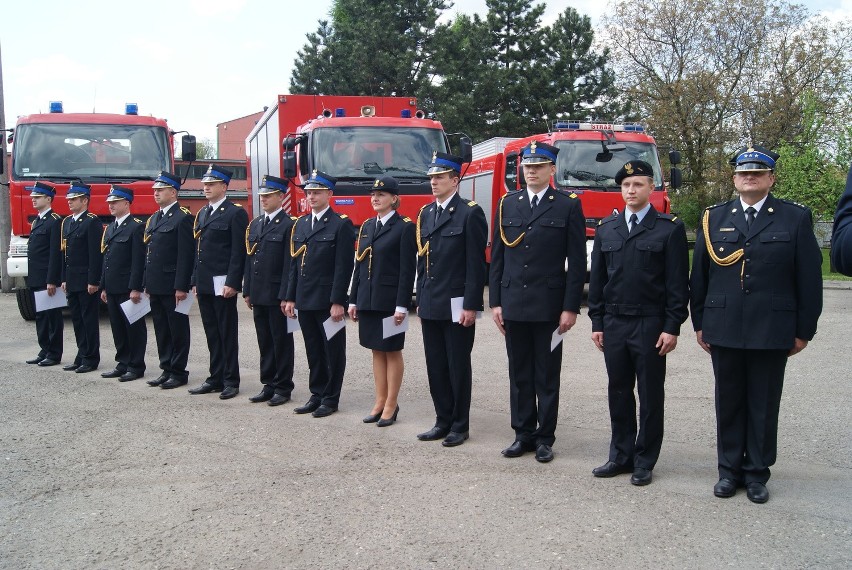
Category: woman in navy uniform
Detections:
[
  {"x1": 348, "y1": 176, "x2": 417, "y2": 426},
  {"x1": 691, "y1": 146, "x2": 823, "y2": 504}
]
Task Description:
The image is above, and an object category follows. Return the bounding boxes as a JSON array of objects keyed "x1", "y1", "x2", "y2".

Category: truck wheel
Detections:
[{"x1": 16, "y1": 288, "x2": 36, "y2": 321}]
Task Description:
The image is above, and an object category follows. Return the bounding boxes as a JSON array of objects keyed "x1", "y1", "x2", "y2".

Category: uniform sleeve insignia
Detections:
[
  {"x1": 180, "y1": 207, "x2": 191, "y2": 215},
  {"x1": 339, "y1": 214, "x2": 349, "y2": 219},
  {"x1": 468, "y1": 200, "x2": 477, "y2": 207}
]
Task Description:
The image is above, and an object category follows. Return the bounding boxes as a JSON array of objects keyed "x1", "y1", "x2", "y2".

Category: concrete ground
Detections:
[{"x1": 0, "y1": 287, "x2": 850, "y2": 569}]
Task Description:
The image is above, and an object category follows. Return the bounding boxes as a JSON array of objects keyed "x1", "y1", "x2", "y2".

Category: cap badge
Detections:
[{"x1": 625, "y1": 163, "x2": 634, "y2": 175}]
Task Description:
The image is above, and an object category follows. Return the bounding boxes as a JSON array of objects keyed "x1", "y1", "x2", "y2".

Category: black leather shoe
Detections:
[
  {"x1": 75, "y1": 365, "x2": 96, "y2": 374},
  {"x1": 268, "y1": 394, "x2": 290, "y2": 406},
  {"x1": 294, "y1": 400, "x2": 320, "y2": 414},
  {"x1": 362, "y1": 411, "x2": 382, "y2": 423},
  {"x1": 63, "y1": 363, "x2": 80, "y2": 371},
  {"x1": 147, "y1": 373, "x2": 170, "y2": 387},
  {"x1": 219, "y1": 387, "x2": 239, "y2": 400},
  {"x1": 119, "y1": 372, "x2": 141, "y2": 382},
  {"x1": 377, "y1": 406, "x2": 399, "y2": 427},
  {"x1": 26, "y1": 357, "x2": 44, "y2": 364},
  {"x1": 188, "y1": 382, "x2": 222, "y2": 395},
  {"x1": 442, "y1": 431, "x2": 469, "y2": 447},
  {"x1": 416, "y1": 426, "x2": 449, "y2": 441},
  {"x1": 38, "y1": 359, "x2": 60, "y2": 367},
  {"x1": 502, "y1": 440, "x2": 535, "y2": 458},
  {"x1": 101, "y1": 368, "x2": 125, "y2": 378},
  {"x1": 535, "y1": 444, "x2": 554, "y2": 463},
  {"x1": 312, "y1": 404, "x2": 337, "y2": 418},
  {"x1": 630, "y1": 467, "x2": 653, "y2": 486},
  {"x1": 746, "y1": 482, "x2": 769, "y2": 504},
  {"x1": 592, "y1": 461, "x2": 634, "y2": 478},
  {"x1": 160, "y1": 377, "x2": 187, "y2": 389},
  {"x1": 713, "y1": 478, "x2": 738, "y2": 498},
  {"x1": 249, "y1": 390, "x2": 274, "y2": 403}
]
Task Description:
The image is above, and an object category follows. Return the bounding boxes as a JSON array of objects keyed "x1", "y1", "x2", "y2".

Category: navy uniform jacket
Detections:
[
  {"x1": 416, "y1": 193, "x2": 488, "y2": 320},
  {"x1": 100, "y1": 217, "x2": 146, "y2": 294},
  {"x1": 286, "y1": 209, "x2": 356, "y2": 309},
  {"x1": 588, "y1": 206, "x2": 689, "y2": 333},
  {"x1": 351, "y1": 213, "x2": 417, "y2": 311},
  {"x1": 192, "y1": 201, "x2": 249, "y2": 294},
  {"x1": 27, "y1": 210, "x2": 63, "y2": 289},
  {"x1": 831, "y1": 166, "x2": 852, "y2": 275},
  {"x1": 143, "y1": 204, "x2": 194, "y2": 295},
  {"x1": 243, "y1": 211, "x2": 295, "y2": 305},
  {"x1": 489, "y1": 188, "x2": 586, "y2": 320},
  {"x1": 61, "y1": 211, "x2": 104, "y2": 292},
  {"x1": 690, "y1": 194, "x2": 823, "y2": 350}
]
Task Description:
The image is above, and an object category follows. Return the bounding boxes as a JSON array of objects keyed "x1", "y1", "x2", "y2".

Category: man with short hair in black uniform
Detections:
[
  {"x1": 244, "y1": 175, "x2": 297, "y2": 407},
  {"x1": 25, "y1": 182, "x2": 64, "y2": 367},
  {"x1": 415, "y1": 153, "x2": 488, "y2": 448},
  {"x1": 691, "y1": 146, "x2": 823, "y2": 504},
  {"x1": 490, "y1": 142, "x2": 586, "y2": 463},
  {"x1": 831, "y1": 166, "x2": 852, "y2": 275},
  {"x1": 143, "y1": 171, "x2": 195, "y2": 389},
  {"x1": 588, "y1": 160, "x2": 689, "y2": 485},
  {"x1": 188, "y1": 165, "x2": 249, "y2": 400},
  {"x1": 99, "y1": 185, "x2": 147, "y2": 382},
  {"x1": 61, "y1": 182, "x2": 103, "y2": 374},
  {"x1": 284, "y1": 171, "x2": 356, "y2": 418}
]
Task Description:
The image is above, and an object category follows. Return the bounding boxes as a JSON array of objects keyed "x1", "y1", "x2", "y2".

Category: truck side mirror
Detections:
[
  {"x1": 670, "y1": 167, "x2": 682, "y2": 190},
  {"x1": 182, "y1": 135, "x2": 197, "y2": 162},
  {"x1": 669, "y1": 150, "x2": 681, "y2": 166},
  {"x1": 459, "y1": 136, "x2": 473, "y2": 164},
  {"x1": 283, "y1": 151, "x2": 297, "y2": 179}
]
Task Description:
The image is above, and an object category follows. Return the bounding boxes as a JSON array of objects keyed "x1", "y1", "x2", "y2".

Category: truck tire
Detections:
[{"x1": 16, "y1": 288, "x2": 36, "y2": 321}]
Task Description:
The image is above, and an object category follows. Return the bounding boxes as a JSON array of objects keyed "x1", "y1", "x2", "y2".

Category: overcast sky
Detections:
[{"x1": 2, "y1": 0, "x2": 849, "y2": 147}]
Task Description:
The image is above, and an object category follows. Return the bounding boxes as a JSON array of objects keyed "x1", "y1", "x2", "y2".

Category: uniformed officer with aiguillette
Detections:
[
  {"x1": 588, "y1": 160, "x2": 689, "y2": 485},
  {"x1": 691, "y1": 146, "x2": 823, "y2": 504},
  {"x1": 143, "y1": 171, "x2": 195, "y2": 390}
]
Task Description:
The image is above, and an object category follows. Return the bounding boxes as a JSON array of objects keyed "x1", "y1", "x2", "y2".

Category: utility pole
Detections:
[{"x1": 0, "y1": 41, "x2": 12, "y2": 293}]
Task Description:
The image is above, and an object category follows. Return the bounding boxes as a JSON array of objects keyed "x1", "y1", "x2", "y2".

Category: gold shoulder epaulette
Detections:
[
  {"x1": 569, "y1": 192, "x2": 578, "y2": 199},
  {"x1": 253, "y1": 215, "x2": 264, "y2": 222},
  {"x1": 181, "y1": 207, "x2": 191, "y2": 215},
  {"x1": 780, "y1": 198, "x2": 806, "y2": 208},
  {"x1": 234, "y1": 203, "x2": 243, "y2": 208},
  {"x1": 402, "y1": 217, "x2": 412, "y2": 223},
  {"x1": 133, "y1": 217, "x2": 143, "y2": 223},
  {"x1": 50, "y1": 212, "x2": 60, "y2": 220},
  {"x1": 290, "y1": 216, "x2": 298, "y2": 221},
  {"x1": 86, "y1": 212, "x2": 98, "y2": 218},
  {"x1": 707, "y1": 201, "x2": 728, "y2": 210},
  {"x1": 339, "y1": 214, "x2": 349, "y2": 219},
  {"x1": 467, "y1": 200, "x2": 477, "y2": 207},
  {"x1": 418, "y1": 203, "x2": 430, "y2": 213}
]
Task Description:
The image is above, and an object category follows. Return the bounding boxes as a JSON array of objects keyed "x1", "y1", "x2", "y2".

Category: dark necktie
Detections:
[
  {"x1": 262, "y1": 216, "x2": 270, "y2": 229},
  {"x1": 435, "y1": 205, "x2": 443, "y2": 224},
  {"x1": 376, "y1": 219, "x2": 383, "y2": 232},
  {"x1": 155, "y1": 210, "x2": 163, "y2": 223},
  {"x1": 531, "y1": 194, "x2": 539, "y2": 211},
  {"x1": 312, "y1": 216, "x2": 317, "y2": 230},
  {"x1": 746, "y1": 206, "x2": 756, "y2": 229},
  {"x1": 205, "y1": 205, "x2": 214, "y2": 221},
  {"x1": 114, "y1": 221, "x2": 120, "y2": 232},
  {"x1": 629, "y1": 213, "x2": 639, "y2": 234}
]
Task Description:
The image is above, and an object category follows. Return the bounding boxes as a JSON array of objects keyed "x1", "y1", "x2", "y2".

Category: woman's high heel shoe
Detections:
[
  {"x1": 362, "y1": 411, "x2": 382, "y2": 423},
  {"x1": 376, "y1": 406, "x2": 400, "y2": 427}
]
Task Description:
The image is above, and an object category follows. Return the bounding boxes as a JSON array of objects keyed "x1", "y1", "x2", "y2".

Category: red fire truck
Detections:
[
  {"x1": 462, "y1": 121, "x2": 682, "y2": 267},
  {"x1": 5, "y1": 101, "x2": 197, "y2": 319},
  {"x1": 246, "y1": 94, "x2": 463, "y2": 225}
]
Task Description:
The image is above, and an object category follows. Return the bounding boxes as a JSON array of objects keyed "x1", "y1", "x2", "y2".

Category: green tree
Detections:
[{"x1": 196, "y1": 139, "x2": 216, "y2": 160}]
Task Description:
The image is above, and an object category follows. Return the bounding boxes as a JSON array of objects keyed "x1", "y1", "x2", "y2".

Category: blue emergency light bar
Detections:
[
  {"x1": 553, "y1": 121, "x2": 645, "y2": 133},
  {"x1": 49, "y1": 101, "x2": 63, "y2": 113},
  {"x1": 401, "y1": 109, "x2": 412, "y2": 118},
  {"x1": 335, "y1": 108, "x2": 345, "y2": 117},
  {"x1": 125, "y1": 103, "x2": 139, "y2": 115}
]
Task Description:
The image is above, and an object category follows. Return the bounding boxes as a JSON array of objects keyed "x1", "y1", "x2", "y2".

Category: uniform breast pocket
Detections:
[
  {"x1": 539, "y1": 217, "x2": 566, "y2": 229},
  {"x1": 759, "y1": 232, "x2": 790, "y2": 263},
  {"x1": 634, "y1": 239, "x2": 664, "y2": 267},
  {"x1": 314, "y1": 234, "x2": 336, "y2": 250},
  {"x1": 116, "y1": 236, "x2": 129, "y2": 243},
  {"x1": 601, "y1": 240, "x2": 623, "y2": 270},
  {"x1": 267, "y1": 234, "x2": 284, "y2": 242},
  {"x1": 210, "y1": 222, "x2": 229, "y2": 232},
  {"x1": 441, "y1": 226, "x2": 465, "y2": 238}
]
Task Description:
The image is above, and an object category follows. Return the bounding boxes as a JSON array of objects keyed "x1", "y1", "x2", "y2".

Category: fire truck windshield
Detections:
[
  {"x1": 554, "y1": 140, "x2": 663, "y2": 191},
  {"x1": 12, "y1": 123, "x2": 169, "y2": 180},
  {"x1": 311, "y1": 126, "x2": 447, "y2": 180}
]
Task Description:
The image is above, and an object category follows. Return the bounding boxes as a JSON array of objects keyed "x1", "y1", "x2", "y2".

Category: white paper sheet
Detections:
[
  {"x1": 121, "y1": 295, "x2": 151, "y2": 324},
  {"x1": 287, "y1": 309, "x2": 301, "y2": 334},
  {"x1": 382, "y1": 314, "x2": 409, "y2": 338},
  {"x1": 450, "y1": 296, "x2": 483, "y2": 322},
  {"x1": 34, "y1": 289, "x2": 68, "y2": 312},
  {"x1": 323, "y1": 316, "x2": 346, "y2": 339},
  {"x1": 213, "y1": 275, "x2": 227, "y2": 296},
  {"x1": 175, "y1": 290, "x2": 195, "y2": 315},
  {"x1": 550, "y1": 327, "x2": 564, "y2": 352}
]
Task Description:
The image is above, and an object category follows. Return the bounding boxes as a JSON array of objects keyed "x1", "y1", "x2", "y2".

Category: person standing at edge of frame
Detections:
[
  {"x1": 691, "y1": 145, "x2": 823, "y2": 504},
  {"x1": 588, "y1": 160, "x2": 689, "y2": 486}
]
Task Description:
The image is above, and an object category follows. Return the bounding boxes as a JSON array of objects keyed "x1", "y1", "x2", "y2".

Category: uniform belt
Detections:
[{"x1": 605, "y1": 303, "x2": 664, "y2": 316}]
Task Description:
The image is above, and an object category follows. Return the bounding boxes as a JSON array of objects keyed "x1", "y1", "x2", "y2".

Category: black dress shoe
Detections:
[
  {"x1": 630, "y1": 467, "x2": 653, "y2": 486},
  {"x1": 377, "y1": 406, "x2": 399, "y2": 427},
  {"x1": 713, "y1": 478, "x2": 738, "y2": 498},
  {"x1": 249, "y1": 390, "x2": 274, "y2": 403},
  {"x1": 147, "y1": 373, "x2": 170, "y2": 387},
  {"x1": 746, "y1": 482, "x2": 769, "y2": 504},
  {"x1": 535, "y1": 444, "x2": 554, "y2": 463},
  {"x1": 101, "y1": 368, "x2": 125, "y2": 378},
  {"x1": 75, "y1": 365, "x2": 96, "y2": 374},
  {"x1": 268, "y1": 394, "x2": 290, "y2": 406},
  {"x1": 26, "y1": 357, "x2": 45, "y2": 364},
  {"x1": 294, "y1": 400, "x2": 320, "y2": 414},
  {"x1": 38, "y1": 359, "x2": 59, "y2": 367},
  {"x1": 119, "y1": 372, "x2": 141, "y2": 382},
  {"x1": 219, "y1": 387, "x2": 239, "y2": 400},
  {"x1": 442, "y1": 431, "x2": 469, "y2": 447},
  {"x1": 63, "y1": 363, "x2": 80, "y2": 371},
  {"x1": 502, "y1": 440, "x2": 535, "y2": 458},
  {"x1": 362, "y1": 411, "x2": 382, "y2": 423},
  {"x1": 417, "y1": 426, "x2": 449, "y2": 441},
  {"x1": 312, "y1": 404, "x2": 337, "y2": 418},
  {"x1": 160, "y1": 377, "x2": 188, "y2": 389},
  {"x1": 592, "y1": 461, "x2": 634, "y2": 478},
  {"x1": 188, "y1": 382, "x2": 222, "y2": 395}
]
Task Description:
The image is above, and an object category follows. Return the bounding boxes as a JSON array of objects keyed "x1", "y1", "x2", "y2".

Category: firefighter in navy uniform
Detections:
[
  {"x1": 99, "y1": 186, "x2": 147, "y2": 382},
  {"x1": 691, "y1": 146, "x2": 823, "y2": 504},
  {"x1": 414, "y1": 153, "x2": 488, "y2": 448},
  {"x1": 244, "y1": 175, "x2": 297, "y2": 407},
  {"x1": 284, "y1": 171, "x2": 356, "y2": 418},
  {"x1": 831, "y1": 166, "x2": 852, "y2": 275},
  {"x1": 489, "y1": 142, "x2": 586, "y2": 463},
  {"x1": 24, "y1": 182, "x2": 64, "y2": 367},
  {"x1": 188, "y1": 165, "x2": 249, "y2": 400},
  {"x1": 61, "y1": 182, "x2": 103, "y2": 374},
  {"x1": 587, "y1": 160, "x2": 689, "y2": 485},
  {"x1": 143, "y1": 171, "x2": 195, "y2": 389}
]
